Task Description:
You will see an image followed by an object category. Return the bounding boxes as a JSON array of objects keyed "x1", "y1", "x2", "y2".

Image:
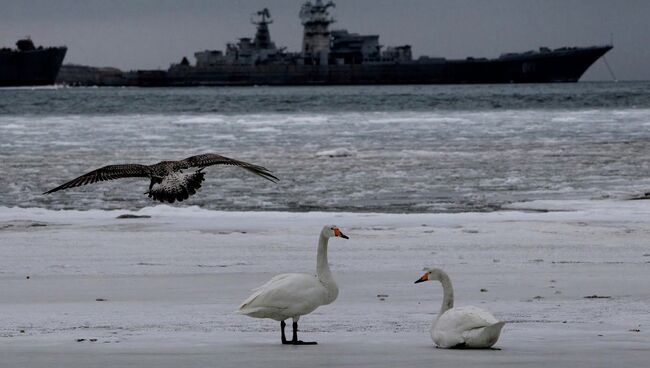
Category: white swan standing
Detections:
[
  {"x1": 415, "y1": 268, "x2": 505, "y2": 349},
  {"x1": 238, "y1": 225, "x2": 349, "y2": 345}
]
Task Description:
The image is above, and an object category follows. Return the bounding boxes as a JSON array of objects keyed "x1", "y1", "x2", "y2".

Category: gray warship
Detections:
[{"x1": 137, "y1": 1, "x2": 612, "y2": 86}]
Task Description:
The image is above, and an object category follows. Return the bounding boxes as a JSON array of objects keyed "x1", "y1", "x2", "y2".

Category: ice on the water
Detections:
[{"x1": 3, "y1": 108, "x2": 650, "y2": 212}]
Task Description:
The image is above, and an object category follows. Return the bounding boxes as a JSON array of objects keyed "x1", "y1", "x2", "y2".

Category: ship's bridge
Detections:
[{"x1": 192, "y1": 8, "x2": 289, "y2": 67}]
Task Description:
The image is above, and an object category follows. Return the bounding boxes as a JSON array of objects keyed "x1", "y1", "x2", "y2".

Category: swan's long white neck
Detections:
[
  {"x1": 315, "y1": 229, "x2": 339, "y2": 305},
  {"x1": 434, "y1": 270, "x2": 454, "y2": 317},
  {"x1": 316, "y1": 232, "x2": 333, "y2": 282}
]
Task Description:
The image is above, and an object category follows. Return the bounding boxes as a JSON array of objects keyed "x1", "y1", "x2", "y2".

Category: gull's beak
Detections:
[
  {"x1": 414, "y1": 272, "x2": 429, "y2": 284},
  {"x1": 334, "y1": 228, "x2": 349, "y2": 239}
]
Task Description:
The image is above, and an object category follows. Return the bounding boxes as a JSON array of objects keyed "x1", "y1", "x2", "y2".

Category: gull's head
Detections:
[
  {"x1": 322, "y1": 225, "x2": 349, "y2": 239},
  {"x1": 414, "y1": 267, "x2": 442, "y2": 284}
]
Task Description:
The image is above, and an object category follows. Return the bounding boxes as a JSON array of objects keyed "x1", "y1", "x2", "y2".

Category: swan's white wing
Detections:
[
  {"x1": 437, "y1": 306, "x2": 499, "y2": 331},
  {"x1": 250, "y1": 273, "x2": 294, "y2": 292},
  {"x1": 238, "y1": 273, "x2": 327, "y2": 320},
  {"x1": 238, "y1": 273, "x2": 297, "y2": 312},
  {"x1": 432, "y1": 306, "x2": 500, "y2": 348}
]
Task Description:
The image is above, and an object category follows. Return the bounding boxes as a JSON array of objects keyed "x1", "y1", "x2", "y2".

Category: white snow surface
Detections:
[{"x1": 1, "y1": 200, "x2": 649, "y2": 367}]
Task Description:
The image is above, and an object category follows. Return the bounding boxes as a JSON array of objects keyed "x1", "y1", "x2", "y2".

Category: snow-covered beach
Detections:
[
  {"x1": 3, "y1": 83, "x2": 650, "y2": 366},
  {"x1": 1, "y1": 199, "x2": 648, "y2": 367}
]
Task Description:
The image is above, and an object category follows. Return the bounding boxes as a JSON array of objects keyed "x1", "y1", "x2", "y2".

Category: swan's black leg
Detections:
[
  {"x1": 281, "y1": 321, "x2": 289, "y2": 344},
  {"x1": 291, "y1": 321, "x2": 317, "y2": 345}
]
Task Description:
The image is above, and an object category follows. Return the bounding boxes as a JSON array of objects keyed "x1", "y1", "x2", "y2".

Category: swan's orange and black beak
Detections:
[
  {"x1": 334, "y1": 228, "x2": 349, "y2": 239},
  {"x1": 414, "y1": 272, "x2": 429, "y2": 284}
]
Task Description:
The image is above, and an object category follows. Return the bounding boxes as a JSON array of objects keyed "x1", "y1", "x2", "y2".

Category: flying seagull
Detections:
[{"x1": 43, "y1": 153, "x2": 279, "y2": 203}]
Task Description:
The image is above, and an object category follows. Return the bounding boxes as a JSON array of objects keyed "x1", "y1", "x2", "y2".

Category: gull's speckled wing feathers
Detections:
[
  {"x1": 176, "y1": 153, "x2": 279, "y2": 183},
  {"x1": 43, "y1": 164, "x2": 153, "y2": 194},
  {"x1": 43, "y1": 153, "x2": 278, "y2": 200}
]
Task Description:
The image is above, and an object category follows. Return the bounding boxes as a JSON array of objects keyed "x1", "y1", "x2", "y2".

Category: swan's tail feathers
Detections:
[
  {"x1": 486, "y1": 321, "x2": 506, "y2": 335},
  {"x1": 476, "y1": 321, "x2": 506, "y2": 348},
  {"x1": 460, "y1": 321, "x2": 506, "y2": 348},
  {"x1": 238, "y1": 290, "x2": 263, "y2": 315},
  {"x1": 237, "y1": 300, "x2": 267, "y2": 317},
  {"x1": 237, "y1": 305, "x2": 263, "y2": 315},
  {"x1": 237, "y1": 288, "x2": 282, "y2": 318}
]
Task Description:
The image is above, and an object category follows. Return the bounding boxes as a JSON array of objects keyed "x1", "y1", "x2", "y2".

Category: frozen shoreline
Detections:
[{"x1": 1, "y1": 199, "x2": 649, "y2": 367}]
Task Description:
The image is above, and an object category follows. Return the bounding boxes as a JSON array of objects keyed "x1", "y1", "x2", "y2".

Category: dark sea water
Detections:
[{"x1": 1, "y1": 82, "x2": 649, "y2": 212}]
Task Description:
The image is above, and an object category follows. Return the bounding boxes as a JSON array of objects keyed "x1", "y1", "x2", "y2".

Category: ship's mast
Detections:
[
  {"x1": 300, "y1": 0, "x2": 335, "y2": 65},
  {"x1": 251, "y1": 8, "x2": 274, "y2": 49}
]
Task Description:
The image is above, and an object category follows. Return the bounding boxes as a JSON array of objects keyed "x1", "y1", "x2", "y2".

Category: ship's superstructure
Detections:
[
  {"x1": 300, "y1": 0, "x2": 335, "y2": 65},
  {"x1": 177, "y1": 1, "x2": 414, "y2": 70},
  {"x1": 191, "y1": 8, "x2": 290, "y2": 67}
]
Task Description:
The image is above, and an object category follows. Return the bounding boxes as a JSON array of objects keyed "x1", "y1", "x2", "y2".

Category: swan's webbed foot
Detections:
[
  {"x1": 282, "y1": 341, "x2": 317, "y2": 345},
  {"x1": 280, "y1": 321, "x2": 317, "y2": 345}
]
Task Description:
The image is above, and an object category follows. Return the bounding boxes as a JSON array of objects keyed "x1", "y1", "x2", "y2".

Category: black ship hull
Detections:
[
  {"x1": 0, "y1": 47, "x2": 67, "y2": 87},
  {"x1": 159, "y1": 45, "x2": 612, "y2": 86}
]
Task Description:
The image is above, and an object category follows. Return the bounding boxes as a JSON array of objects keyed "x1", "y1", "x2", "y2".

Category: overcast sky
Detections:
[{"x1": 2, "y1": 0, "x2": 648, "y2": 81}]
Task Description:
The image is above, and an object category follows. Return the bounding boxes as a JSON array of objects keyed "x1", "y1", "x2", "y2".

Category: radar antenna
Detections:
[{"x1": 251, "y1": 7, "x2": 273, "y2": 25}]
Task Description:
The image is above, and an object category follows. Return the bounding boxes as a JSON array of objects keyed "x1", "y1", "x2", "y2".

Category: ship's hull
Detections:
[
  {"x1": 0, "y1": 47, "x2": 67, "y2": 87},
  {"x1": 160, "y1": 45, "x2": 612, "y2": 86}
]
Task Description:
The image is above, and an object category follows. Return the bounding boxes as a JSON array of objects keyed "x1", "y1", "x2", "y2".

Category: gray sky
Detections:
[{"x1": 2, "y1": 0, "x2": 648, "y2": 80}]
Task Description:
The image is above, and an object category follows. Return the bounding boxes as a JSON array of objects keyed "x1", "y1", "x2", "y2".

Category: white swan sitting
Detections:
[
  {"x1": 238, "y1": 225, "x2": 349, "y2": 345},
  {"x1": 415, "y1": 268, "x2": 505, "y2": 349}
]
